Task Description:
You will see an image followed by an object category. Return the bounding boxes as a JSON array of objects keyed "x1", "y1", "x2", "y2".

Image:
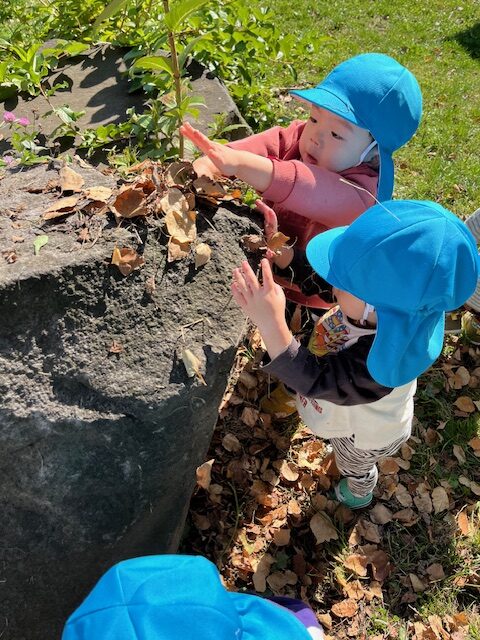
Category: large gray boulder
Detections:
[{"x1": 0, "y1": 162, "x2": 259, "y2": 639}]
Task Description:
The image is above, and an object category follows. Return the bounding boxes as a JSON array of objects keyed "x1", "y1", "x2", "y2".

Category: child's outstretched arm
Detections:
[
  {"x1": 180, "y1": 122, "x2": 274, "y2": 193},
  {"x1": 232, "y1": 258, "x2": 292, "y2": 359}
]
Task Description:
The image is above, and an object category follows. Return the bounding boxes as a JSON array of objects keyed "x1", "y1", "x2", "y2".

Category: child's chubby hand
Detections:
[
  {"x1": 180, "y1": 122, "x2": 242, "y2": 176},
  {"x1": 232, "y1": 259, "x2": 292, "y2": 359},
  {"x1": 255, "y1": 199, "x2": 294, "y2": 269}
]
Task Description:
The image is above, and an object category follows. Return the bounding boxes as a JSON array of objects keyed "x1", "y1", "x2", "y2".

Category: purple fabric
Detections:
[{"x1": 266, "y1": 596, "x2": 322, "y2": 630}]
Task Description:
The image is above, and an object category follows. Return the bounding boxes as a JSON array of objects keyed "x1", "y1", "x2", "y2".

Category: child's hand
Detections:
[
  {"x1": 180, "y1": 122, "x2": 241, "y2": 176},
  {"x1": 232, "y1": 258, "x2": 292, "y2": 359},
  {"x1": 255, "y1": 199, "x2": 294, "y2": 269},
  {"x1": 192, "y1": 155, "x2": 222, "y2": 180},
  {"x1": 180, "y1": 123, "x2": 274, "y2": 192}
]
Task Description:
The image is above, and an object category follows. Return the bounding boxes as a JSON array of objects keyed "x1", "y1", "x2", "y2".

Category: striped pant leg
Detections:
[{"x1": 330, "y1": 434, "x2": 409, "y2": 497}]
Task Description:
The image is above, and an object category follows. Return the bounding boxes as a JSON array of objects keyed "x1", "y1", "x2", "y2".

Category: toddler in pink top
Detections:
[{"x1": 181, "y1": 53, "x2": 422, "y2": 309}]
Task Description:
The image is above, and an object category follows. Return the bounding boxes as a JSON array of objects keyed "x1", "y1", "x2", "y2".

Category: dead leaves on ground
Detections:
[
  {"x1": 8, "y1": 159, "x2": 245, "y2": 275},
  {"x1": 185, "y1": 331, "x2": 480, "y2": 639}
]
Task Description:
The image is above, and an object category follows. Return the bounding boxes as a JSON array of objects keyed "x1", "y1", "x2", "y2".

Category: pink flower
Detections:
[
  {"x1": 16, "y1": 117, "x2": 30, "y2": 126},
  {"x1": 3, "y1": 111, "x2": 16, "y2": 123},
  {"x1": 3, "y1": 156, "x2": 14, "y2": 165}
]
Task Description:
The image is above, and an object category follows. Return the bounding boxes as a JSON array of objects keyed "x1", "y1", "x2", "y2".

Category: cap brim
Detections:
[
  {"x1": 368, "y1": 308, "x2": 445, "y2": 387},
  {"x1": 290, "y1": 88, "x2": 363, "y2": 129},
  {"x1": 228, "y1": 593, "x2": 313, "y2": 640},
  {"x1": 306, "y1": 226, "x2": 348, "y2": 285}
]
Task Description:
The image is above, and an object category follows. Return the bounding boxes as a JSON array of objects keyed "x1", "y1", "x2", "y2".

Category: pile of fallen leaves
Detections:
[
  {"x1": 2, "y1": 159, "x2": 246, "y2": 271},
  {"x1": 184, "y1": 331, "x2": 480, "y2": 639}
]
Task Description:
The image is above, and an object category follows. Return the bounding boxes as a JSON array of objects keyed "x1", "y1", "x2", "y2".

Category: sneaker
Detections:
[
  {"x1": 332, "y1": 478, "x2": 373, "y2": 509},
  {"x1": 462, "y1": 310, "x2": 480, "y2": 345},
  {"x1": 260, "y1": 382, "x2": 298, "y2": 417},
  {"x1": 445, "y1": 310, "x2": 462, "y2": 335}
]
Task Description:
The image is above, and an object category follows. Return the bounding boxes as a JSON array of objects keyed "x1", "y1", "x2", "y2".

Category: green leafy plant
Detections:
[
  {"x1": 0, "y1": 110, "x2": 47, "y2": 166},
  {"x1": 0, "y1": 39, "x2": 89, "y2": 99}
]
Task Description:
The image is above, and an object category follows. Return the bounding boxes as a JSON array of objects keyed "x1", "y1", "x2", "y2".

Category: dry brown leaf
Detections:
[
  {"x1": 196, "y1": 459, "x2": 214, "y2": 489},
  {"x1": 395, "y1": 483, "x2": 413, "y2": 507},
  {"x1": 165, "y1": 209, "x2": 197, "y2": 244},
  {"x1": 468, "y1": 436, "x2": 480, "y2": 451},
  {"x1": 158, "y1": 187, "x2": 190, "y2": 215},
  {"x1": 267, "y1": 231, "x2": 290, "y2": 253},
  {"x1": 410, "y1": 573, "x2": 427, "y2": 593},
  {"x1": 456, "y1": 366, "x2": 471, "y2": 386},
  {"x1": 317, "y1": 613, "x2": 332, "y2": 629},
  {"x1": 400, "y1": 443, "x2": 415, "y2": 460},
  {"x1": 111, "y1": 246, "x2": 145, "y2": 276},
  {"x1": 426, "y1": 563, "x2": 445, "y2": 581},
  {"x1": 192, "y1": 513, "x2": 211, "y2": 530},
  {"x1": 222, "y1": 433, "x2": 242, "y2": 453},
  {"x1": 181, "y1": 348, "x2": 206, "y2": 385},
  {"x1": 250, "y1": 480, "x2": 276, "y2": 507},
  {"x1": 344, "y1": 553, "x2": 368, "y2": 577},
  {"x1": 414, "y1": 484, "x2": 433, "y2": 514},
  {"x1": 111, "y1": 187, "x2": 148, "y2": 218},
  {"x1": 331, "y1": 598, "x2": 358, "y2": 618},
  {"x1": 164, "y1": 161, "x2": 195, "y2": 187},
  {"x1": 238, "y1": 370, "x2": 258, "y2": 389},
  {"x1": 167, "y1": 237, "x2": 191, "y2": 262},
  {"x1": 240, "y1": 406, "x2": 259, "y2": 427},
  {"x1": 273, "y1": 460, "x2": 299, "y2": 482},
  {"x1": 378, "y1": 457, "x2": 400, "y2": 474},
  {"x1": 43, "y1": 195, "x2": 80, "y2": 219},
  {"x1": 84, "y1": 186, "x2": 112, "y2": 203},
  {"x1": 193, "y1": 176, "x2": 226, "y2": 197},
  {"x1": 457, "y1": 510, "x2": 470, "y2": 535},
  {"x1": 453, "y1": 444, "x2": 466, "y2": 465},
  {"x1": 59, "y1": 165, "x2": 84, "y2": 192},
  {"x1": 454, "y1": 396, "x2": 475, "y2": 413},
  {"x1": 356, "y1": 518, "x2": 381, "y2": 543},
  {"x1": 273, "y1": 528, "x2": 291, "y2": 546},
  {"x1": 393, "y1": 508, "x2": 419, "y2": 526},
  {"x1": 432, "y1": 486, "x2": 449, "y2": 513},
  {"x1": 370, "y1": 503, "x2": 393, "y2": 525},
  {"x1": 252, "y1": 554, "x2": 274, "y2": 592},
  {"x1": 343, "y1": 580, "x2": 366, "y2": 601},
  {"x1": 287, "y1": 498, "x2": 302, "y2": 516},
  {"x1": 194, "y1": 242, "x2": 211, "y2": 269},
  {"x1": 365, "y1": 548, "x2": 392, "y2": 581},
  {"x1": 310, "y1": 511, "x2": 338, "y2": 544},
  {"x1": 241, "y1": 234, "x2": 265, "y2": 252},
  {"x1": 11, "y1": 235, "x2": 25, "y2": 243}
]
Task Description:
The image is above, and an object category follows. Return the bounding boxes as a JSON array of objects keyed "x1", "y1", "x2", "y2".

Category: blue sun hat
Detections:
[
  {"x1": 62, "y1": 555, "x2": 315, "y2": 640},
  {"x1": 290, "y1": 53, "x2": 422, "y2": 202},
  {"x1": 306, "y1": 200, "x2": 479, "y2": 388}
]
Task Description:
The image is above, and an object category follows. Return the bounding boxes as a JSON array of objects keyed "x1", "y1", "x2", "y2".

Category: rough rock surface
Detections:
[{"x1": 0, "y1": 162, "x2": 260, "y2": 639}]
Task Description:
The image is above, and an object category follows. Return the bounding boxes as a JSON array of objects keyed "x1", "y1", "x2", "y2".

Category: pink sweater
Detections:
[{"x1": 229, "y1": 121, "x2": 378, "y2": 308}]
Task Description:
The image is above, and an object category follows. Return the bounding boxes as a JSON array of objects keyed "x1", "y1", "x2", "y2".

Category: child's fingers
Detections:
[
  {"x1": 232, "y1": 266, "x2": 251, "y2": 295},
  {"x1": 255, "y1": 199, "x2": 278, "y2": 235},
  {"x1": 231, "y1": 282, "x2": 247, "y2": 308},
  {"x1": 240, "y1": 260, "x2": 260, "y2": 291},
  {"x1": 260, "y1": 258, "x2": 275, "y2": 290},
  {"x1": 179, "y1": 123, "x2": 213, "y2": 154}
]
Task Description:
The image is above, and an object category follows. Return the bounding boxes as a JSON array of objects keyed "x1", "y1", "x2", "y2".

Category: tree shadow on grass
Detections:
[{"x1": 451, "y1": 22, "x2": 480, "y2": 60}]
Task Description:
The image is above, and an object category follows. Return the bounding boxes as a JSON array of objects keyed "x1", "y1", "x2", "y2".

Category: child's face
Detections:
[
  {"x1": 299, "y1": 106, "x2": 373, "y2": 172},
  {"x1": 332, "y1": 287, "x2": 377, "y2": 324}
]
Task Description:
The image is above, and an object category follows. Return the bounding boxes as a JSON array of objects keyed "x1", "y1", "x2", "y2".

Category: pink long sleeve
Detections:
[
  {"x1": 263, "y1": 159, "x2": 378, "y2": 227},
  {"x1": 227, "y1": 120, "x2": 304, "y2": 158}
]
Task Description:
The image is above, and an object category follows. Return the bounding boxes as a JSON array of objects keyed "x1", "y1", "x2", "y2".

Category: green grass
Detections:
[{"x1": 251, "y1": 0, "x2": 480, "y2": 218}]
